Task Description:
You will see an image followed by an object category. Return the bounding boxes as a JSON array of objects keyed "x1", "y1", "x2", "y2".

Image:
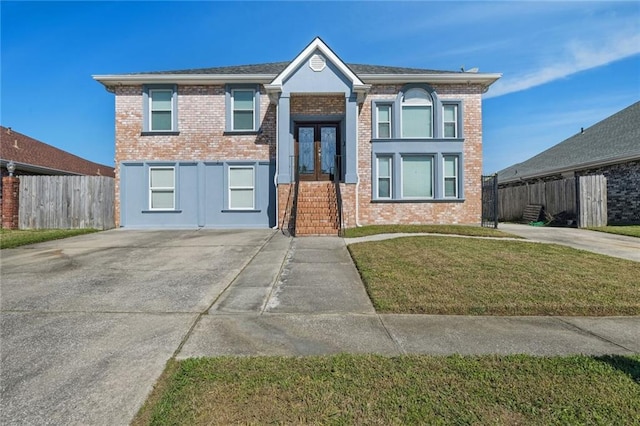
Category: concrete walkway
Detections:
[{"x1": 179, "y1": 232, "x2": 640, "y2": 358}]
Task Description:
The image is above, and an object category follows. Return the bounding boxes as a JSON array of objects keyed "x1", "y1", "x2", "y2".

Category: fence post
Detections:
[{"x1": 2, "y1": 176, "x2": 20, "y2": 229}]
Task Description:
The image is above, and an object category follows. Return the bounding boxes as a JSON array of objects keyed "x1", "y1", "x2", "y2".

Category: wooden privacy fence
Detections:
[
  {"x1": 499, "y1": 178, "x2": 577, "y2": 222},
  {"x1": 498, "y1": 175, "x2": 607, "y2": 228},
  {"x1": 19, "y1": 176, "x2": 115, "y2": 230}
]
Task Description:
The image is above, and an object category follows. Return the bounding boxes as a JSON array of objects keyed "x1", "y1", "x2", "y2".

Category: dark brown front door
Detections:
[{"x1": 295, "y1": 123, "x2": 339, "y2": 181}]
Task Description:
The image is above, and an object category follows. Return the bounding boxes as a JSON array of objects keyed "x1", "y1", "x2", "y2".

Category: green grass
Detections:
[
  {"x1": 348, "y1": 236, "x2": 640, "y2": 315},
  {"x1": 588, "y1": 225, "x2": 640, "y2": 238},
  {"x1": 133, "y1": 354, "x2": 640, "y2": 425},
  {"x1": 0, "y1": 228, "x2": 99, "y2": 249},
  {"x1": 344, "y1": 224, "x2": 518, "y2": 238}
]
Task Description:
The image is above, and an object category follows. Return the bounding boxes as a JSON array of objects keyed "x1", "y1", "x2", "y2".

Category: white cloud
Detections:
[{"x1": 485, "y1": 29, "x2": 640, "y2": 99}]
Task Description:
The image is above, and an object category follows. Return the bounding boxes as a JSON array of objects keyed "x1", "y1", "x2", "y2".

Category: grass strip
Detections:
[
  {"x1": 344, "y1": 224, "x2": 518, "y2": 238},
  {"x1": 348, "y1": 236, "x2": 640, "y2": 315},
  {"x1": 133, "y1": 354, "x2": 640, "y2": 425},
  {"x1": 0, "y1": 228, "x2": 99, "y2": 249},
  {"x1": 587, "y1": 226, "x2": 640, "y2": 238}
]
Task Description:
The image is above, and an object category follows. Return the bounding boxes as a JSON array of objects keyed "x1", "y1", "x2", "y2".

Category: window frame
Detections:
[
  {"x1": 443, "y1": 155, "x2": 459, "y2": 198},
  {"x1": 225, "y1": 85, "x2": 261, "y2": 133},
  {"x1": 231, "y1": 89, "x2": 256, "y2": 131},
  {"x1": 142, "y1": 84, "x2": 178, "y2": 134},
  {"x1": 228, "y1": 165, "x2": 255, "y2": 210},
  {"x1": 376, "y1": 155, "x2": 393, "y2": 199},
  {"x1": 443, "y1": 104, "x2": 458, "y2": 139},
  {"x1": 400, "y1": 88, "x2": 433, "y2": 139},
  {"x1": 376, "y1": 104, "x2": 393, "y2": 139},
  {"x1": 148, "y1": 166, "x2": 175, "y2": 211},
  {"x1": 400, "y1": 154, "x2": 434, "y2": 199}
]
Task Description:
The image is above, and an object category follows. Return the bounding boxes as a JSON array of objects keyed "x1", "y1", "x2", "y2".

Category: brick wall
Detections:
[
  {"x1": 355, "y1": 84, "x2": 485, "y2": 225},
  {"x1": 290, "y1": 95, "x2": 345, "y2": 115},
  {"x1": 1, "y1": 176, "x2": 19, "y2": 229},
  {"x1": 114, "y1": 85, "x2": 275, "y2": 226},
  {"x1": 576, "y1": 160, "x2": 640, "y2": 224}
]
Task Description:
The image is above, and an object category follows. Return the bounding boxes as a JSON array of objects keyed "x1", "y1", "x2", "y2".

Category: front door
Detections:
[{"x1": 295, "y1": 123, "x2": 339, "y2": 181}]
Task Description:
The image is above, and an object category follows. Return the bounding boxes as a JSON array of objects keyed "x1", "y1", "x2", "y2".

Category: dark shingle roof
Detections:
[
  {"x1": 497, "y1": 101, "x2": 640, "y2": 183},
  {"x1": 132, "y1": 62, "x2": 454, "y2": 76},
  {"x1": 0, "y1": 126, "x2": 115, "y2": 177}
]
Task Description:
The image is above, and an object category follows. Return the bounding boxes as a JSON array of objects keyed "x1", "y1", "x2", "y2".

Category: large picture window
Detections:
[
  {"x1": 402, "y1": 155, "x2": 433, "y2": 198},
  {"x1": 149, "y1": 167, "x2": 175, "y2": 210},
  {"x1": 229, "y1": 166, "x2": 255, "y2": 209},
  {"x1": 401, "y1": 88, "x2": 432, "y2": 138}
]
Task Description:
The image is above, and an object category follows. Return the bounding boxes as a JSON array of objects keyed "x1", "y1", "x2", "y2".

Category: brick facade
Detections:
[
  {"x1": 356, "y1": 84, "x2": 484, "y2": 225},
  {"x1": 114, "y1": 85, "x2": 275, "y2": 226},
  {"x1": 115, "y1": 82, "x2": 485, "y2": 228}
]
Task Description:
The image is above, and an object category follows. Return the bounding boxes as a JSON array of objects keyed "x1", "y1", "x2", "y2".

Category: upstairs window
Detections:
[
  {"x1": 401, "y1": 88, "x2": 432, "y2": 138},
  {"x1": 143, "y1": 85, "x2": 178, "y2": 133},
  {"x1": 376, "y1": 105, "x2": 392, "y2": 138},
  {"x1": 232, "y1": 89, "x2": 256, "y2": 131},
  {"x1": 443, "y1": 104, "x2": 458, "y2": 138}
]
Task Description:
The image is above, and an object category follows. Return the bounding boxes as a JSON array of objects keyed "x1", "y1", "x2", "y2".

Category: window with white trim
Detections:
[
  {"x1": 149, "y1": 167, "x2": 175, "y2": 210},
  {"x1": 231, "y1": 89, "x2": 256, "y2": 131},
  {"x1": 443, "y1": 155, "x2": 458, "y2": 198},
  {"x1": 377, "y1": 156, "x2": 392, "y2": 199},
  {"x1": 443, "y1": 104, "x2": 458, "y2": 138},
  {"x1": 402, "y1": 155, "x2": 433, "y2": 198},
  {"x1": 228, "y1": 166, "x2": 255, "y2": 209},
  {"x1": 376, "y1": 105, "x2": 392, "y2": 139},
  {"x1": 401, "y1": 88, "x2": 432, "y2": 138},
  {"x1": 149, "y1": 89, "x2": 174, "y2": 131}
]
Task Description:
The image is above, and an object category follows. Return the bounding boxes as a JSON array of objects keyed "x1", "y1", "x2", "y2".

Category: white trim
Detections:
[
  {"x1": 359, "y1": 73, "x2": 502, "y2": 86},
  {"x1": 228, "y1": 166, "x2": 255, "y2": 210},
  {"x1": 149, "y1": 167, "x2": 175, "y2": 210}
]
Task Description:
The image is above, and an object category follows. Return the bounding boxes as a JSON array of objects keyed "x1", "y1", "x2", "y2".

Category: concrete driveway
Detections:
[{"x1": 0, "y1": 229, "x2": 275, "y2": 425}]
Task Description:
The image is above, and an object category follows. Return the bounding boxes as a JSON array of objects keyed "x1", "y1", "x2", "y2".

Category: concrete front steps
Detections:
[{"x1": 295, "y1": 181, "x2": 339, "y2": 236}]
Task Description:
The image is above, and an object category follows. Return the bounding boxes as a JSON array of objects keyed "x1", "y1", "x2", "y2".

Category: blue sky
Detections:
[{"x1": 1, "y1": 1, "x2": 639, "y2": 173}]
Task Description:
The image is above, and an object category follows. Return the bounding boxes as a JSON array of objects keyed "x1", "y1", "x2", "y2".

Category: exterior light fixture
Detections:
[{"x1": 7, "y1": 161, "x2": 16, "y2": 177}]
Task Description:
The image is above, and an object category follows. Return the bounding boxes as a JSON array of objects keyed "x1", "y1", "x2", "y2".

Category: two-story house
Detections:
[{"x1": 94, "y1": 37, "x2": 500, "y2": 234}]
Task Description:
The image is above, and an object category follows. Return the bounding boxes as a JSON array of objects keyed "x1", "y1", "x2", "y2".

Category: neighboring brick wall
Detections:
[
  {"x1": 1, "y1": 176, "x2": 19, "y2": 229},
  {"x1": 114, "y1": 85, "x2": 275, "y2": 226},
  {"x1": 355, "y1": 84, "x2": 485, "y2": 225},
  {"x1": 576, "y1": 160, "x2": 640, "y2": 224}
]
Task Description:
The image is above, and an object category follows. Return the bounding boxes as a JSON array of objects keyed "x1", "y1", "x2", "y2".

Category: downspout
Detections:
[
  {"x1": 354, "y1": 96, "x2": 362, "y2": 227},
  {"x1": 272, "y1": 95, "x2": 279, "y2": 229}
]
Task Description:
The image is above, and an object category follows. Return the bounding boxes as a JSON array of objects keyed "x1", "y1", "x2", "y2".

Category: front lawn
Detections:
[
  {"x1": 348, "y1": 236, "x2": 640, "y2": 315},
  {"x1": 0, "y1": 228, "x2": 99, "y2": 249},
  {"x1": 588, "y1": 225, "x2": 640, "y2": 238},
  {"x1": 343, "y1": 224, "x2": 517, "y2": 238},
  {"x1": 133, "y1": 354, "x2": 640, "y2": 425}
]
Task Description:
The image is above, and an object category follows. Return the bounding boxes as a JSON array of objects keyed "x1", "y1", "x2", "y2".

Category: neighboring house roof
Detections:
[
  {"x1": 94, "y1": 37, "x2": 501, "y2": 90},
  {"x1": 497, "y1": 101, "x2": 640, "y2": 184},
  {"x1": 0, "y1": 126, "x2": 115, "y2": 177}
]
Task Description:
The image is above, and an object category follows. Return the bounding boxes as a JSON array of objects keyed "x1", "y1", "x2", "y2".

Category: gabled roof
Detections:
[
  {"x1": 497, "y1": 101, "x2": 640, "y2": 183},
  {"x1": 0, "y1": 126, "x2": 115, "y2": 177},
  {"x1": 93, "y1": 38, "x2": 501, "y2": 90}
]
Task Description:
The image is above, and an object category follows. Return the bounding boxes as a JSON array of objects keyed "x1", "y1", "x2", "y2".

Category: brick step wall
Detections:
[{"x1": 295, "y1": 182, "x2": 339, "y2": 236}]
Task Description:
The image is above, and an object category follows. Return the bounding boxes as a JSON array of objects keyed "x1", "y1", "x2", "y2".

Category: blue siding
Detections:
[{"x1": 120, "y1": 161, "x2": 276, "y2": 228}]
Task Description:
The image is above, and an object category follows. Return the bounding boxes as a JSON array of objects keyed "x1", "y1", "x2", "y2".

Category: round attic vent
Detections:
[{"x1": 309, "y1": 54, "x2": 326, "y2": 72}]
